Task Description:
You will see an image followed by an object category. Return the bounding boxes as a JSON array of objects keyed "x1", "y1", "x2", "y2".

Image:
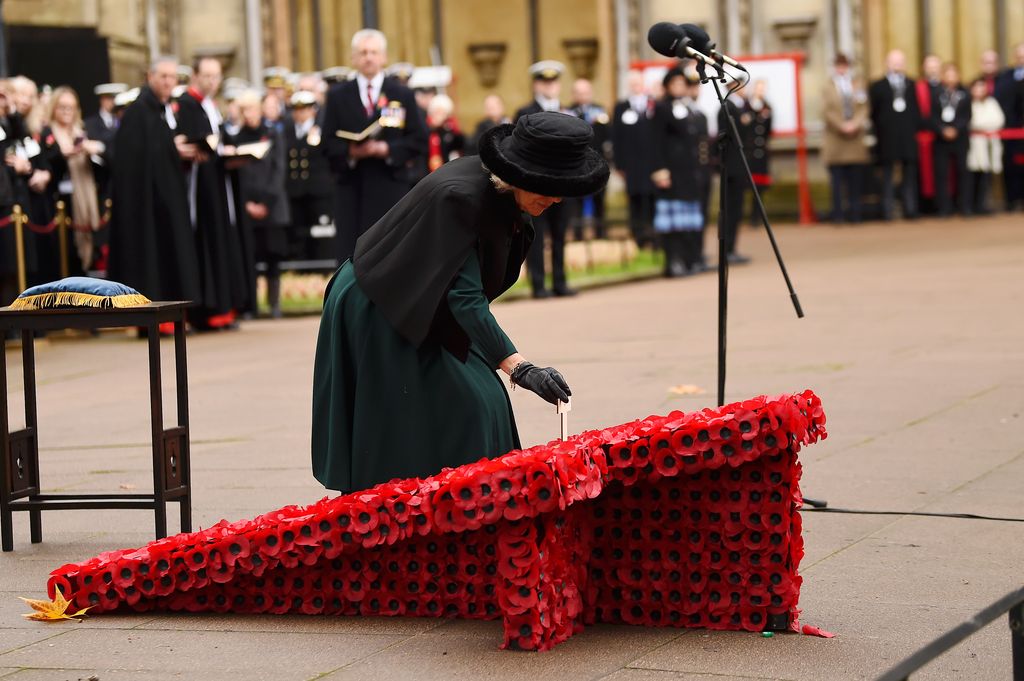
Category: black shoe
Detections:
[
  {"x1": 726, "y1": 253, "x2": 751, "y2": 265},
  {"x1": 532, "y1": 289, "x2": 553, "y2": 299},
  {"x1": 552, "y1": 286, "x2": 578, "y2": 297}
]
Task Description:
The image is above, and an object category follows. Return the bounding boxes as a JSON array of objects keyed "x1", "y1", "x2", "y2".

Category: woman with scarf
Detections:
[
  {"x1": 312, "y1": 112, "x2": 608, "y2": 493},
  {"x1": 40, "y1": 86, "x2": 104, "y2": 276}
]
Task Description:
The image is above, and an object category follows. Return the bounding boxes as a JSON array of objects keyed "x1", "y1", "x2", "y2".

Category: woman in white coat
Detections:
[{"x1": 967, "y1": 78, "x2": 1005, "y2": 215}]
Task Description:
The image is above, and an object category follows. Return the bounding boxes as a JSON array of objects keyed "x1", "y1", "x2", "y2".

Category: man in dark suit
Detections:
[
  {"x1": 611, "y1": 69, "x2": 656, "y2": 248},
  {"x1": 869, "y1": 49, "x2": 921, "y2": 219},
  {"x1": 995, "y1": 43, "x2": 1024, "y2": 210},
  {"x1": 717, "y1": 83, "x2": 756, "y2": 263},
  {"x1": 514, "y1": 60, "x2": 575, "y2": 298},
  {"x1": 567, "y1": 78, "x2": 611, "y2": 240},
  {"x1": 930, "y1": 63, "x2": 972, "y2": 216},
  {"x1": 321, "y1": 28, "x2": 428, "y2": 261}
]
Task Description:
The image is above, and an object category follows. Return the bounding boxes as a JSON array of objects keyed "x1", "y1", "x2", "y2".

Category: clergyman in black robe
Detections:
[
  {"x1": 107, "y1": 60, "x2": 201, "y2": 303},
  {"x1": 175, "y1": 58, "x2": 248, "y2": 324}
]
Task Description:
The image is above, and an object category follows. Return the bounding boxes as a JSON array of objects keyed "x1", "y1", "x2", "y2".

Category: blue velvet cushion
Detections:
[{"x1": 10, "y1": 277, "x2": 151, "y2": 310}]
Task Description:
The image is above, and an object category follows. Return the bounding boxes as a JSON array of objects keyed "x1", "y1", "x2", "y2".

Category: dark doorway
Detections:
[{"x1": 7, "y1": 25, "x2": 111, "y2": 117}]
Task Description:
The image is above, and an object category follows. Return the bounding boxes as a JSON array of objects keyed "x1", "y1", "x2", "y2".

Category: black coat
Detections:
[
  {"x1": 652, "y1": 98, "x2": 706, "y2": 202},
  {"x1": 869, "y1": 75, "x2": 921, "y2": 162},
  {"x1": 353, "y1": 155, "x2": 532, "y2": 361},
  {"x1": 748, "y1": 103, "x2": 773, "y2": 183},
  {"x1": 321, "y1": 76, "x2": 428, "y2": 230},
  {"x1": 84, "y1": 113, "x2": 117, "y2": 153},
  {"x1": 174, "y1": 90, "x2": 247, "y2": 313},
  {"x1": 0, "y1": 115, "x2": 38, "y2": 277},
  {"x1": 929, "y1": 86, "x2": 972, "y2": 149},
  {"x1": 717, "y1": 98, "x2": 756, "y2": 178},
  {"x1": 610, "y1": 98, "x2": 656, "y2": 195},
  {"x1": 226, "y1": 124, "x2": 290, "y2": 229},
  {"x1": 107, "y1": 86, "x2": 201, "y2": 302},
  {"x1": 567, "y1": 103, "x2": 610, "y2": 156},
  {"x1": 284, "y1": 120, "x2": 333, "y2": 199},
  {"x1": 994, "y1": 68, "x2": 1024, "y2": 127}
]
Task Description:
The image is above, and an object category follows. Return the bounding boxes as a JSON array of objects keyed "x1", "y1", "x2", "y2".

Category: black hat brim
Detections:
[{"x1": 478, "y1": 123, "x2": 610, "y2": 198}]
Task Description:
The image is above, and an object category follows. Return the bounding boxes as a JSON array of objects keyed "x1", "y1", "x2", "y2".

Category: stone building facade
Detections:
[{"x1": 4, "y1": 0, "x2": 1023, "y2": 170}]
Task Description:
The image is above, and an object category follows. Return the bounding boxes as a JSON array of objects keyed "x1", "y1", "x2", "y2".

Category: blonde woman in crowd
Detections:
[
  {"x1": 966, "y1": 77, "x2": 1005, "y2": 215},
  {"x1": 42, "y1": 86, "x2": 104, "y2": 272}
]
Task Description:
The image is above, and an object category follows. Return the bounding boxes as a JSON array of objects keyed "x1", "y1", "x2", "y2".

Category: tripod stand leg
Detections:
[{"x1": 717, "y1": 145, "x2": 730, "y2": 407}]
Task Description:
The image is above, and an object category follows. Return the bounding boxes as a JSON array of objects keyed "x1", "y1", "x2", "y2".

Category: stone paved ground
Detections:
[{"x1": 1, "y1": 215, "x2": 1022, "y2": 681}]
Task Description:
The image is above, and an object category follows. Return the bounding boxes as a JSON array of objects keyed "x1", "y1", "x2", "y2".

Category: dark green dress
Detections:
[{"x1": 311, "y1": 250, "x2": 520, "y2": 492}]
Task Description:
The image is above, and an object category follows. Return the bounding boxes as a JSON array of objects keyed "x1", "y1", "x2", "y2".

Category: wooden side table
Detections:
[{"x1": 0, "y1": 302, "x2": 192, "y2": 551}]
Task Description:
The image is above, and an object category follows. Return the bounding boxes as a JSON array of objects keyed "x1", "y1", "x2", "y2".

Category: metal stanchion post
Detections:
[
  {"x1": 12, "y1": 205, "x2": 26, "y2": 293},
  {"x1": 56, "y1": 200, "x2": 69, "y2": 279}
]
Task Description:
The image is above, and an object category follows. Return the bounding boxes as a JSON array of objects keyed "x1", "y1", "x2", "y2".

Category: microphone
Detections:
[
  {"x1": 710, "y1": 48, "x2": 748, "y2": 72},
  {"x1": 680, "y1": 22, "x2": 748, "y2": 72},
  {"x1": 646, "y1": 22, "x2": 717, "y2": 69},
  {"x1": 648, "y1": 22, "x2": 748, "y2": 72}
]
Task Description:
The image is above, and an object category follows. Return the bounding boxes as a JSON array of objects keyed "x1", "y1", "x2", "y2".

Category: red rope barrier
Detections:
[
  {"x1": 971, "y1": 128, "x2": 1024, "y2": 140},
  {"x1": 27, "y1": 219, "x2": 59, "y2": 235},
  {"x1": 0, "y1": 215, "x2": 12, "y2": 228}
]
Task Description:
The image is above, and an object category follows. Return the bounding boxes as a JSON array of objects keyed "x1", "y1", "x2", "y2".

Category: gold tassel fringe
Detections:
[{"x1": 9, "y1": 292, "x2": 152, "y2": 311}]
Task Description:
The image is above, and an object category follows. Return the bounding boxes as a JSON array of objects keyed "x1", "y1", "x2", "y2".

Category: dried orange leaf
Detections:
[{"x1": 19, "y1": 586, "x2": 91, "y2": 622}]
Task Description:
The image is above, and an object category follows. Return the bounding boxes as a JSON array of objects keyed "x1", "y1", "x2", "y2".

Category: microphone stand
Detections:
[{"x1": 695, "y1": 59, "x2": 804, "y2": 407}]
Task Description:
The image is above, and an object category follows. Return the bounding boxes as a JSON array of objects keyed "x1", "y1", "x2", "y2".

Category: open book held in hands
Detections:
[
  {"x1": 224, "y1": 140, "x2": 271, "y2": 161},
  {"x1": 335, "y1": 119, "x2": 382, "y2": 143},
  {"x1": 195, "y1": 133, "x2": 220, "y2": 154}
]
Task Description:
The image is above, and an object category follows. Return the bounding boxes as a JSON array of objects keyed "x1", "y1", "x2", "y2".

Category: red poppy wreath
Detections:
[{"x1": 43, "y1": 390, "x2": 826, "y2": 651}]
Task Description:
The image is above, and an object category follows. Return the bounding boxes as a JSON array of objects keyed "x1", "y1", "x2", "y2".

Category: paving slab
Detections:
[
  {"x1": 600, "y1": 668, "x2": 790, "y2": 681},
  {"x1": 135, "y1": 612, "x2": 442, "y2": 636},
  {"x1": 1, "y1": 670, "x2": 191, "y2": 681},
  {"x1": 0, "y1": 629, "x2": 405, "y2": 681},
  {"x1": 318, "y1": 625, "x2": 686, "y2": 681}
]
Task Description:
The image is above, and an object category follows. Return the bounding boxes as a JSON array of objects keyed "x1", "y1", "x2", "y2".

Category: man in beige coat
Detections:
[{"x1": 823, "y1": 53, "x2": 871, "y2": 223}]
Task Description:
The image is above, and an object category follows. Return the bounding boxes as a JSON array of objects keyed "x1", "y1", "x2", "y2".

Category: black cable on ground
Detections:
[{"x1": 801, "y1": 507, "x2": 1024, "y2": 523}]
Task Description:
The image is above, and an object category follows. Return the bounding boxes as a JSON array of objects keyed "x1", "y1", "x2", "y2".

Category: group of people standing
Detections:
[
  {"x1": 613, "y1": 64, "x2": 772, "y2": 277},
  {"x1": 823, "y1": 45, "x2": 1024, "y2": 222},
  {"x1": 0, "y1": 76, "x2": 118, "y2": 307}
]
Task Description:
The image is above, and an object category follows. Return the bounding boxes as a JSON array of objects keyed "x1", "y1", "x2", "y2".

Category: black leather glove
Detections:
[{"x1": 510, "y1": 362, "x2": 572, "y2": 405}]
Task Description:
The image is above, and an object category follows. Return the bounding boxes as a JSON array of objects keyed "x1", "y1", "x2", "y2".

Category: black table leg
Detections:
[
  {"x1": 0, "y1": 332, "x2": 11, "y2": 552},
  {"x1": 174, "y1": 315, "x2": 191, "y2": 533},
  {"x1": 147, "y1": 323, "x2": 167, "y2": 539},
  {"x1": 21, "y1": 330, "x2": 41, "y2": 544}
]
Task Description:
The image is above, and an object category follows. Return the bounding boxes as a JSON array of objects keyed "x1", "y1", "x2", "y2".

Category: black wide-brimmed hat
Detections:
[{"x1": 479, "y1": 112, "x2": 610, "y2": 197}]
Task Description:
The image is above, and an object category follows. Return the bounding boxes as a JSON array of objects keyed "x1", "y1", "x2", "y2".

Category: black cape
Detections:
[
  {"x1": 107, "y1": 87, "x2": 201, "y2": 302},
  {"x1": 175, "y1": 89, "x2": 248, "y2": 313},
  {"x1": 353, "y1": 155, "x2": 532, "y2": 361}
]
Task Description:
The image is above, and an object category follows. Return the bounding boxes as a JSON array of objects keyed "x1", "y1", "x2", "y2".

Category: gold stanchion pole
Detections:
[
  {"x1": 56, "y1": 200, "x2": 69, "y2": 279},
  {"x1": 12, "y1": 204, "x2": 27, "y2": 293}
]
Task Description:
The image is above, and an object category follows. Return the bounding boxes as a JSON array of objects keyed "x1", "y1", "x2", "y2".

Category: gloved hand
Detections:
[{"x1": 511, "y1": 361, "x2": 572, "y2": 405}]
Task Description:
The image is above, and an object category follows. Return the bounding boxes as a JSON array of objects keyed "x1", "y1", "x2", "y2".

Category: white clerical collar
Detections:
[
  {"x1": 200, "y1": 95, "x2": 222, "y2": 128},
  {"x1": 164, "y1": 103, "x2": 176, "y2": 130}
]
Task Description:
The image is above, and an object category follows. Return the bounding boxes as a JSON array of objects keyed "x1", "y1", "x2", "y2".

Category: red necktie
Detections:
[{"x1": 365, "y1": 84, "x2": 375, "y2": 118}]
